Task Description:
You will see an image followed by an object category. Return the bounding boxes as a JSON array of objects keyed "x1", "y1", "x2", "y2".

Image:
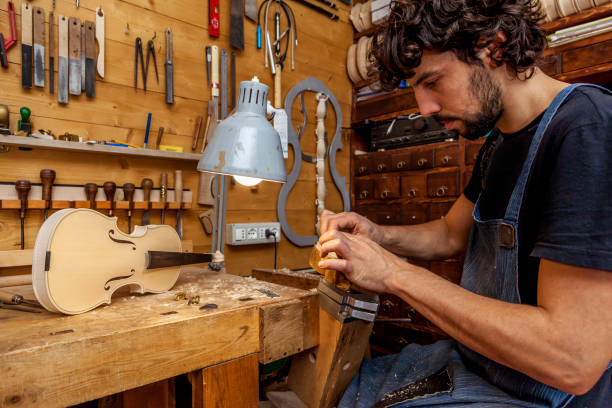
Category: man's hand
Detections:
[
  {"x1": 319, "y1": 209, "x2": 385, "y2": 245},
  {"x1": 318, "y1": 229, "x2": 416, "y2": 293}
]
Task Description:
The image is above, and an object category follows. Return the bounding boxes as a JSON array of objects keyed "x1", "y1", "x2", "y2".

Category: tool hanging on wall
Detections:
[
  {"x1": 1, "y1": 1, "x2": 17, "y2": 69},
  {"x1": 123, "y1": 183, "x2": 135, "y2": 233},
  {"x1": 198, "y1": 45, "x2": 219, "y2": 206},
  {"x1": 205, "y1": 46, "x2": 211, "y2": 86},
  {"x1": 145, "y1": 39, "x2": 159, "y2": 86},
  {"x1": 229, "y1": 0, "x2": 244, "y2": 50},
  {"x1": 294, "y1": 0, "x2": 339, "y2": 20},
  {"x1": 80, "y1": 23, "x2": 85, "y2": 91},
  {"x1": 33, "y1": 7, "x2": 45, "y2": 88},
  {"x1": 220, "y1": 49, "x2": 228, "y2": 119},
  {"x1": 84, "y1": 182, "x2": 97, "y2": 209},
  {"x1": 192, "y1": 116, "x2": 202, "y2": 151},
  {"x1": 49, "y1": 11, "x2": 55, "y2": 93},
  {"x1": 21, "y1": 3, "x2": 33, "y2": 88},
  {"x1": 156, "y1": 127, "x2": 164, "y2": 149},
  {"x1": 245, "y1": 0, "x2": 257, "y2": 21},
  {"x1": 84, "y1": 21, "x2": 95, "y2": 97},
  {"x1": 230, "y1": 52, "x2": 236, "y2": 110},
  {"x1": 141, "y1": 178, "x2": 153, "y2": 225},
  {"x1": 15, "y1": 180, "x2": 31, "y2": 250},
  {"x1": 160, "y1": 172, "x2": 168, "y2": 224},
  {"x1": 259, "y1": 0, "x2": 297, "y2": 70},
  {"x1": 165, "y1": 29, "x2": 174, "y2": 104},
  {"x1": 144, "y1": 112, "x2": 152, "y2": 148},
  {"x1": 40, "y1": 169, "x2": 56, "y2": 220},
  {"x1": 103, "y1": 181, "x2": 116, "y2": 216},
  {"x1": 58, "y1": 15, "x2": 68, "y2": 104},
  {"x1": 68, "y1": 17, "x2": 82, "y2": 95},
  {"x1": 175, "y1": 170, "x2": 183, "y2": 239},
  {"x1": 95, "y1": 8, "x2": 104, "y2": 78},
  {"x1": 134, "y1": 37, "x2": 145, "y2": 90},
  {"x1": 209, "y1": 0, "x2": 220, "y2": 37}
]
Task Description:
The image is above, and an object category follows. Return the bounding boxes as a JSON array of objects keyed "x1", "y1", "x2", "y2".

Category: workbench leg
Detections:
[
  {"x1": 288, "y1": 309, "x2": 374, "y2": 408},
  {"x1": 121, "y1": 378, "x2": 175, "y2": 408},
  {"x1": 191, "y1": 353, "x2": 259, "y2": 408}
]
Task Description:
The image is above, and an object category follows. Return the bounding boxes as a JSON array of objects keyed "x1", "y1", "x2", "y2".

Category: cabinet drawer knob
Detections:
[
  {"x1": 377, "y1": 163, "x2": 386, "y2": 172},
  {"x1": 381, "y1": 190, "x2": 390, "y2": 199},
  {"x1": 408, "y1": 188, "x2": 418, "y2": 197},
  {"x1": 382, "y1": 299, "x2": 396, "y2": 313},
  {"x1": 359, "y1": 190, "x2": 369, "y2": 199},
  {"x1": 396, "y1": 161, "x2": 405, "y2": 169},
  {"x1": 441, "y1": 155, "x2": 451, "y2": 164},
  {"x1": 436, "y1": 186, "x2": 448, "y2": 197},
  {"x1": 417, "y1": 158, "x2": 428, "y2": 167},
  {"x1": 358, "y1": 166, "x2": 367, "y2": 174}
]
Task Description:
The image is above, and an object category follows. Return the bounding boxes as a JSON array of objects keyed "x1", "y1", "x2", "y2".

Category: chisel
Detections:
[
  {"x1": 174, "y1": 170, "x2": 183, "y2": 239},
  {"x1": 123, "y1": 183, "x2": 135, "y2": 233},
  {"x1": 40, "y1": 168, "x2": 56, "y2": 220},
  {"x1": 205, "y1": 46, "x2": 211, "y2": 86},
  {"x1": 84, "y1": 21, "x2": 95, "y2": 97},
  {"x1": 68, "y1": 17, "x2": 82, "y2": 95},
  {"x1": 21, "y1": 3, "x2": 33, "y2": 89},
  {"x1": 84, "y1": 182, "x2": 98, "y2": 209},
  {"x1": 49, "y1": 12, "x2": 55, "y2": 94},
  {"x1": 80, "y1": 23, "x2": 85, "y2": 90},
  {"x1": 33, "y1": 7, "x2": 45, "y2": 88},
  {"x1": 165, "y1": 29, "x2": 174, "y2": 104},
  {"x1": 0, "y1": 291, "x2": 41, "y2": 308},
  {"x1": 229, "y1": 0, "x2": 244, "y2": 50},
  {"x1": 160, "y1": 173, "x2": 168, "y2": 224},
  {"x1": 141, "y1": 178, "x2": 153, "y2": 225},
  {"x1": 15, "y1": 180, "x2": 31, "y2": 250},
  {"x1": 103, "y1": 181, "x2": 116, "y2": 216},
  {"x1": 58, "y1": 15, "x2": 68, "y2": 104}
]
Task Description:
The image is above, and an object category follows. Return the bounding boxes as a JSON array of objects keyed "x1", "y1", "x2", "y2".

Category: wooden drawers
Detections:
[
  {"x1": 400, "y1": 174, "x2": 427, "y2": 199},
  {"x1": 427, "y1": 170, "x2": 459, "y2": 198},
  {"x1": 434, "y1": 145, "x2": 459, "y2": 167},
  {"x1": 375, "y1": 176, "x2": 400, "y2": 200},
  {"x1": 355, "y1": 179, "x2": 374, "y2": 200}
]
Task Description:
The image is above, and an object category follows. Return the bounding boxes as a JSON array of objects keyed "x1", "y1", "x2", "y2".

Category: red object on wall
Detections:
[{"x1": 209, "y1": 0, "x2": 220, "y2": 37}]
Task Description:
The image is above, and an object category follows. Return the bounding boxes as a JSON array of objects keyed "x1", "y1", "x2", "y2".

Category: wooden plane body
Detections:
[{"x1": 32, "y1": 208, "x2": 182, "y2": 314}]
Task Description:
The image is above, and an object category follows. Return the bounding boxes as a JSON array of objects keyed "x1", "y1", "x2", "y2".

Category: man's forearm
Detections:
[{"x1": 380, "y1": 219, "x2": 457, "y2": 260}]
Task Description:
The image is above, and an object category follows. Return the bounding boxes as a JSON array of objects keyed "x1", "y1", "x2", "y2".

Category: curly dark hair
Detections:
[{"x1": 371, "y1": 0, "x2": 547, "y2": 90}]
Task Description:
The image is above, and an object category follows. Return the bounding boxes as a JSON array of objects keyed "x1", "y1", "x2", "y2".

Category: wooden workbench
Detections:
[{"x1": 0, "y1": 268, "x2": 318, "y2": 407}]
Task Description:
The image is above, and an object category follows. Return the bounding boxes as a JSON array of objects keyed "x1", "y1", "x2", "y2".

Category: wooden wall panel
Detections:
[{"x1": 0, "y1": 0, "x2": 352, "y2": 277}]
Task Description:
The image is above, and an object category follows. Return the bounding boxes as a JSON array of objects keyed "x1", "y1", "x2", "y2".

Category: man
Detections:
[{"x1": 318, "y1": 0, "x2": 611, "y2": 406}]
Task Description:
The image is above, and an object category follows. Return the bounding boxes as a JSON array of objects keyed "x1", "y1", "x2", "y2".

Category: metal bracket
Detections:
[{"x1": 317, "y1": 280, "x2": 379, "y2": 323}]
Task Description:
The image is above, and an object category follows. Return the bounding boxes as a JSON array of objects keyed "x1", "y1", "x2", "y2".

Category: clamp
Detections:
[
  {"x1": 318, "y1": 280, "x2": 379, "y2": 323},
  {"x1": 0, "y1": 1, "x2": 17, "y2": 68}
]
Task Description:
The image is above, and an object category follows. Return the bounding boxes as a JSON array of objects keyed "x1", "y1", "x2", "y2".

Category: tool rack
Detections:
[{"x1": 0, "y1": 199, "x2": 191, "y2": 210}]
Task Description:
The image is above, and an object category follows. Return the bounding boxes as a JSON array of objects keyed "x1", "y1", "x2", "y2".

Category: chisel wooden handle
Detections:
[
  {"x1": 84, "y1": 183, "x2": 98, "y2": 209},
  {"x1": 141, "y1": 178, "x2": 153, "y2": 202},
  {"x1": 15, "y1": 180, "x2": 31, "y2": 218},
  {"x1": 40, "y1": 169, "x2": 56, "y2": 208},
  {"x1": 160, "y1": 173, "x2": 168, "y2": 206},
  {"x1": 0, "y1": 274, "x2": 32, "y2": 288},
  {"x1": 123, "y1": 183, "x2": 135, "y2": 214},
  {"x1": 103, "y1": 181, "x2": 116, "y2": 216},
  {"x1": 174, "y1": 170, "x2": 183, "y2": 205},
  {"x1": 211, "y1": 45, "x2": 219, "y2": 97}
]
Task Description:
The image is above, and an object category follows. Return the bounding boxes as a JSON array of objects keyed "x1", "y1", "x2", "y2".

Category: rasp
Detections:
[
  {"x1": 95, "y1": 8, "x2": 104, "y2": 78},
  {"x1": 174, "y1": 170, "x2": 183, "y2": 239},
  {"x1": 220, "y1": 49, "x2": 228, "y2": 120},
  {"x1": 84, "y1": 21, "x2": 95, "y2": 97},
  {"x1": 33, "y1": 7, "x2": 45, "y2": 88},
  {"x1": 165, "y1": 28, "x2": 173, "y2": 104},
  {"x1": 80, "y1": 23, "x2": 85, "y2": 90},
  {"x1": 21, "y1": 3, "x2": 33, "y2": 89},
  {"x1": 229, "y1": 0, "x2": 244, "y2": 50},
  {"x1": 57, "y1": 15, "x2": 68, "y2": 104},
  {"x1": 49, "y1": 11, "x2": 55, "y2": 94},
  {"x1": 68, "y1": 17, "x2": 81, "y2": 95}
]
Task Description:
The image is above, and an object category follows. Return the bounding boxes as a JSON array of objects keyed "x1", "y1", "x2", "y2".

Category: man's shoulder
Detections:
[{"x1": 552, "y1": 86, "x2": 611, "y2": 131}]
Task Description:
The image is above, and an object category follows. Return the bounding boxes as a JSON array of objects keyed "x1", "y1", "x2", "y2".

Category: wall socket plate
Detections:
[{"x1": 226, "y1": 222, "x2": 281, "y2": 246}]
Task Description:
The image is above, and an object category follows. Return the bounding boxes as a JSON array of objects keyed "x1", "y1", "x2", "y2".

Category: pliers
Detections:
[
  {"x1": 134, "y1": 37, "x2": 146, "y2": 91},
  {"x1": 145, "y1": 40, "x2": 159, "y2": 85}
]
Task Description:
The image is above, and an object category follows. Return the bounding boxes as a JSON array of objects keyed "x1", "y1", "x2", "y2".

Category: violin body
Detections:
[{"x1": 32, "y1": 208, "x2": 182, "y2": 314}]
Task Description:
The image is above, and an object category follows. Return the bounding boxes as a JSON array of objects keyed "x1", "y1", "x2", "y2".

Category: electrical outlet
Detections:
[{"x1": 226, "y1": 222, "x2": 281, "y2": 245}]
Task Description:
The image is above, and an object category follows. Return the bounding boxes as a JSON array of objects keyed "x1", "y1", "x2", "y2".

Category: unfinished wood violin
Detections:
[{"x1": 32, "y1": 208, "x2": 211, "y2": 314}]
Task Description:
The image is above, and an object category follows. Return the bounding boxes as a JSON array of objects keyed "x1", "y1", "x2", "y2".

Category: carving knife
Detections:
[
  {"x1": 165, "y1": 29, "x2": 174, "y2": 104},
  {"x1": 95, "y1": 8, "x2": 104, "y2": 78},
  {"x1": 49, "y1": 11, "x2": 55, "y2": 94},
  {"x1": 141, "y1": 178, "x2": 153, "y2": 225},
  {"x1": 57, "y1": 15, "x2": 68, "y2": 104},
  {"x1": 174, "y1": 170, "x2": 183, "y2": 239},
  {"x1": 229, "y1": 0, "x2": 244, "y2": 50},
  {"x1": 80, "y1": 23, "x2": 85, "y2": 91},
  {"x1": 84, "y1": 21, "x2": 95, "y2": 97},
  {"x1": 33, "y1": 6, "x2": 45, "y2": 88},
  {"x1": 21, "y1": 3, "x2": 33, "y2": 89},
  {"x1": 160, "y1": 173, "x2": 168, "y2": 224},
  {"x1": 68, "y1": 17, "x2": 82, "y2": 95}
]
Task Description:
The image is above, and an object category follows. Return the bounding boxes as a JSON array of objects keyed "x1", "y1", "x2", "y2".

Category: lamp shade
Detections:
[{"x1": 197, "y1": 79, "x2": 287, "y2": 183}]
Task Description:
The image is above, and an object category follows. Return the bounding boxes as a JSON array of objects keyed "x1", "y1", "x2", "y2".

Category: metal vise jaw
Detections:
[{"x1": 318, "y1": 280, "x2": 379, "y2": 323}]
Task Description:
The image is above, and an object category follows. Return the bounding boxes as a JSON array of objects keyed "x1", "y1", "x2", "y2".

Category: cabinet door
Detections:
[
  {"x1": 400, "y1": 174, "x2": 427, "y2": 199},
  {"x1": 355, "y1": 179, "x2": 374, "y2": 201},
  {"x1": 401, "y1": 203, "x2": 427, "y2": 225},
  {"x1": 434, "y1": 145, "x2": 459, "y2": 167},
  {"x1": 374, "y1": 176, "x2": 400, "y2": 200},
  {"x1": 354, "y1": 156, "x2": 372, "y2": 176},
  {"x1": 427, "y1": 170, "x2": 459, "y2": 198}
]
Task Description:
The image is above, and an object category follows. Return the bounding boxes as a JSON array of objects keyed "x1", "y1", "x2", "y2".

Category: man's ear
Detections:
[{"x1": 477, "y1": 31, "x2": 507, "y2": 68}]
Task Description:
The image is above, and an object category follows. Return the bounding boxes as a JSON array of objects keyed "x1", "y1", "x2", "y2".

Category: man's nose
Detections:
[{"x1": 414, "y1": 89, "x2": 441, "y2": 117}]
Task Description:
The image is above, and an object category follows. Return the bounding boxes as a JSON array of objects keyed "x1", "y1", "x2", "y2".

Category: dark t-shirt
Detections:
[{"x1": 463, "y1": 86, "x2": 612, "y2": 306}]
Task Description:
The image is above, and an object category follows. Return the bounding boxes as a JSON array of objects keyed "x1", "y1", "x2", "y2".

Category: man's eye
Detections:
[{"x1": 425, "y1": 80, "x2": 438, "y2": 88}]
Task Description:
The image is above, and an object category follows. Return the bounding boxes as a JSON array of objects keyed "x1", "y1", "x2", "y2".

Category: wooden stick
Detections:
[{"x1": 0, "y1": 275, "x2": 32, "y2": 288}]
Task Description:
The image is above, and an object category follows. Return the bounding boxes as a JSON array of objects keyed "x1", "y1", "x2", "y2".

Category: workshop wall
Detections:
[{"x1": 0, "y1": 0, "x2": 353, "y2": 276}]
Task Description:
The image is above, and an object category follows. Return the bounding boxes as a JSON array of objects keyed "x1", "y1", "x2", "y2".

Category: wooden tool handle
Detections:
[
  {"x1": 211, "y1": 45, "x2": 219, "y2": 97},
  {"x1": 68, "y1": 17, "x2": 81, "y2": 60},
  {"x1": 0, "y1": 274, "x2": 32, "y2": 288},
  {"x1": 15, "y1": 180, "x2": 31, "y2": 218},
  {"x1": 192, "y1": 116, "x2": 202, "y2": 151},
  {"x1": 84, "y1": 21, "x2": 95, "y2": 59},
  {"x1": 49, "y1": 12, "x2": 55, "y2": 54},
  {"x1": 274, "y1": 64, "x2": 282, "y2": 109},
  {"x1": 58, "y1": 15, "x2": 68, "y2": 58},
  {"x1": 160, "y1": 173, "x2": 168, "y2": 204},
  {"x1": 0, "y1": 291, "x2": 18, "y2": 304},
  {"x1": 174, "y1": 170, "x2": 183, "y2": 204},
  {"x1": 103, "y1": 181, "x2": 116, "y2": 201},
  {"x1": 40, "y1": 169, "x2": 56, "y2": 203},
  {"x1": 32, "y1": 7, "x2": 44, "y2": 46},
  {"x1": 156, "y1": 127, "x2": 164, "y2": 149},
  {"x1": 21, "y1": 3, "x2": 32, "y2": 46},
  {"x1": 123, "y1": 183, "x2": 135, "y2": 202},
  {"x1": 141, "y1": 178, "x2": 153, "y2": 201},
  {"x1": 84, "y1": 183, "x2": 98, "y2": 208},
  {"x1": 95, "y1": 7, "x2": 105, "y2": 78}
]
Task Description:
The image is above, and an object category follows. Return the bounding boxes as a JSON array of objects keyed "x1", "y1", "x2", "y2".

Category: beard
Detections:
[{"x1": 434, "y1": 66, "x2": 503, "y2": 140}]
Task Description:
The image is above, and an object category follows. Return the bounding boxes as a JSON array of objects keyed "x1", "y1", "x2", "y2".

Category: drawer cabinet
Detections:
[
  {"x1": 400, "y1": 174, "x2": 427, "y2": 199},
  {"x1": 354, "y1": 156, "x2": 372, "y2": 176},
  {"x1": 410, "y1": 148, "x2": 434, "y2": 170},
  {"x1": 401, "y1": 203, "x2": 427, "y2": 225},
  {"x1": 435, "y1": 145, "x2": 459, "y2": 167},
  {"x1": 427, "y1": 170, "x2": 459, "y2": 198},
  {"x1": 355, "y1": 179, "x2": 374, "y2": 201},
  {"x1": 374, "y1": 176, "x2": 400, "y2": 200}
]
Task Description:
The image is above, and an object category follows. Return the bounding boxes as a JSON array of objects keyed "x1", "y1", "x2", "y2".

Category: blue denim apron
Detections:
[{"x1": 339, "y1": 84, "x2": 611, "y2": 408}]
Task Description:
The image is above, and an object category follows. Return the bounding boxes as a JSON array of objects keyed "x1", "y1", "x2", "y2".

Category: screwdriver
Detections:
[
  {"x1": 160, "y1": 173, "x2": 168, "y2": 224},
  {"x1": 40, "y1": 169, "x2": 56, "y2": 220},
  {"x1": 84, "y1": 183, "x2": 98, "y2": 209},
  {"x1": 103, "y1": 181, "x2": 116, "y2": 216},
  {"x1": 141, "y1": 178, "x2": 153, "y2": 226},
  {"x1": 15, "y1": 180, "x2": 31, "y2": 250},
  {"x1": 123, "y1": 182, "x2": 135, "y2": 233}
]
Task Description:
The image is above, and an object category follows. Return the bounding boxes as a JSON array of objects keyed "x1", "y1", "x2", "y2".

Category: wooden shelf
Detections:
[
  {"x1": 0, "y1": 135, "x2": 202, "y2": 162},
  {"x1": 541, "y1": 2, "x2": 612, "y2": 34},
  {"x1": 0, "y1": 200, "x2": 191, "y2": 210}
]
